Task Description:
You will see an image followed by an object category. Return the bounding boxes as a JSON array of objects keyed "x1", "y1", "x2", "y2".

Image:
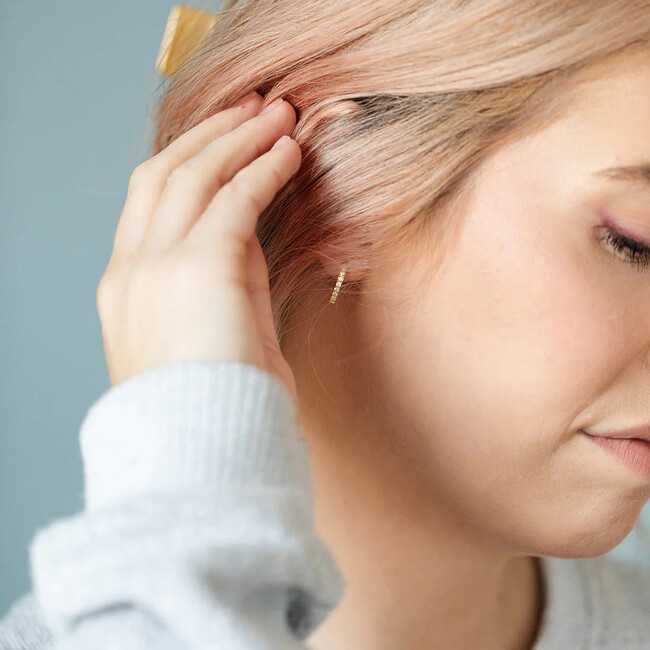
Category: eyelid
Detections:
[{"x1": 598, "y1": 209, "x2": 650, "y2": 248}]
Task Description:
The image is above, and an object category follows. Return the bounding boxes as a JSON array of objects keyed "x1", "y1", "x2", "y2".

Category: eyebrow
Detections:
[{"x1": 593, "y1": 164, "x2": 650, "y2": 189}]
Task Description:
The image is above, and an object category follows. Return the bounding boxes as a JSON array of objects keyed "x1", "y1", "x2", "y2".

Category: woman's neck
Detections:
[
  {"x1": 282, "y1": 296, "x2": 546, "y2": 650},
  {"x1": 300, "y1": 405, "x2": 545, "y2": 650}
]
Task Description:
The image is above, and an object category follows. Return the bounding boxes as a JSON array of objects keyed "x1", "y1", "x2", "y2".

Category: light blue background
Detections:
[
  {"x1": 1, "y1": 0, "x2": 649, "y2": 618},
  {"x1": 0, "y1": 0, "x2": 217, "y2": 614}
]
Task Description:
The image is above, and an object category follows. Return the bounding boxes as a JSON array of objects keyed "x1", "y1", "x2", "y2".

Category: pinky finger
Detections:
[
  {"x1": 184, "y1": 135, "x2": 301, "y2": 250},
  {"x1": 245, "y1": 234, "x2": 279, "y2": 348}
]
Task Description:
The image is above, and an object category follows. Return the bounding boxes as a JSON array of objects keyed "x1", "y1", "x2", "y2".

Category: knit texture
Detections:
[{"x1": 1, "y1": 360, "x2": 649, "y2": 649}]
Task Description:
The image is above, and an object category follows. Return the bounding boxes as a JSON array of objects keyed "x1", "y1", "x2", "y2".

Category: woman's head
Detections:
[
  {"x1": 153, "y1": 0, "x2": 650, "y2": 341},
  {"x1": 152, "y1": 0, "x2": 650, "y2": 559}
]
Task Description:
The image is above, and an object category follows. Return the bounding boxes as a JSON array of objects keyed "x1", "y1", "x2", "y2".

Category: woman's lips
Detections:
[{"x1": 580, "y1": 430, "x2": 650, "y2": 479}]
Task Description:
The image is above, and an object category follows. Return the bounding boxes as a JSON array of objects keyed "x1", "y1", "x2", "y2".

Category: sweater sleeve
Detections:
[{"x1": 27, "y1": 361, "x2": 345, "y2": 649}]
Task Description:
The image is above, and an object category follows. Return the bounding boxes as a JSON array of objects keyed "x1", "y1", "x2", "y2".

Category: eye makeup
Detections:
[
  {"x1": 597, "y1": 209, "x2": 650, "y2": 271},
  {"x1": 600, "y1": 228, "x2": 650, "y2": 270}
]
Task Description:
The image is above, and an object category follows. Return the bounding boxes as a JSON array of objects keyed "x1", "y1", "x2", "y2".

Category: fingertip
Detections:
[
  {"x1": 271, "y1": 135, "x2": 295, "y2": 151},
  {"x1": 233, "y1": 91, "x2": 263, "y2": 110}
]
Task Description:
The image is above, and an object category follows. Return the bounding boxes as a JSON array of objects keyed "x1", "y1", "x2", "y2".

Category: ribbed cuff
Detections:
[{"x1": 78, "y1": 361, "x2": 311, "y2": 512}]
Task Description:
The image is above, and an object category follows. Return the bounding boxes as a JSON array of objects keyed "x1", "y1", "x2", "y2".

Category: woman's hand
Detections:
[{"x1": 96, "y1": 91, "x2": 301, "y2": 407}]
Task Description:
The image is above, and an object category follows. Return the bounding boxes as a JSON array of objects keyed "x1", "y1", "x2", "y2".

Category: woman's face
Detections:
[{"x1": 357, "y1": 50, "x2": 650, "y2": 556}]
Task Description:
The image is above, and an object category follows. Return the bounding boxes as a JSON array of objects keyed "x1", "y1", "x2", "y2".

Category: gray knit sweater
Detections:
[{"x1": 1, "y1": 361, "x2": 649, "y2": 649}]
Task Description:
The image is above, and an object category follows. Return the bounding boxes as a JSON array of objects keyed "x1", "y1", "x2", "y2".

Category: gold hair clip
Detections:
[{"x1": 156, "y1": 4, "x2": 220, "y2": 76}]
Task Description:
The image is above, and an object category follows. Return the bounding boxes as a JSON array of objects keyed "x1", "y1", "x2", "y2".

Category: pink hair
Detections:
[{"x1": 150, "y1": 0, "x2": 650, "y2": 604}]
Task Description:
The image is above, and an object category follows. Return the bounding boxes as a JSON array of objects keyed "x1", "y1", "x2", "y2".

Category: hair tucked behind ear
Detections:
[
  {"x1": 151, "y1": 0, "x2": 650, "y2": 343},
  {"x1": 149, "y1": 0, "x2": 650, "y2": 605}
]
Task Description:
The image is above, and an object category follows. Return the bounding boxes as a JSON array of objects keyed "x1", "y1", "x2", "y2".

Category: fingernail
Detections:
[
  {"x1": 261, "y1": 98, "x2": 284, "y2": 115},
  {"x1": 272, "y1": 135, "x2": 293, "y2": 150},
  {"x1": 232, "y1": 91, "x2": 259, "y2": 109}
]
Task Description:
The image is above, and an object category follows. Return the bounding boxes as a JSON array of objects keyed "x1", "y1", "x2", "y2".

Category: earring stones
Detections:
[{"x1": 329, "y1": 264, "x2": 348, "y2": 304}]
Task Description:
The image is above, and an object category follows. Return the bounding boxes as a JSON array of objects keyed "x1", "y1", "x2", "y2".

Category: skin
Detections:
[{"x1": 277, "y1": 49, "x2": 650, "y2": 650}]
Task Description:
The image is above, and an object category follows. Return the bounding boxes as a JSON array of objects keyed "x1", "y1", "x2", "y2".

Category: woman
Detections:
[{"x1": 2, "y1": 0, "x2": 650, "y2": 648}]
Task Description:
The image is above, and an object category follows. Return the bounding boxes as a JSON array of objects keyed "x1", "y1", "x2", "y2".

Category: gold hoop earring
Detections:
[{"x1": 329, "y1": 263, "x2": 348, "y2": 304}]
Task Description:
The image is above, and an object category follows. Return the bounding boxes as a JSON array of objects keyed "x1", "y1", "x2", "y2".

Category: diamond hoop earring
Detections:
[{"x1": 329, "y1": 264, "x2": 348, "y2": 304}]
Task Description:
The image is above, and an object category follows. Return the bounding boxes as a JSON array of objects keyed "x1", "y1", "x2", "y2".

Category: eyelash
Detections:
[{"x1": 601, "y1": 228, "x2": 650, "y2": 271}]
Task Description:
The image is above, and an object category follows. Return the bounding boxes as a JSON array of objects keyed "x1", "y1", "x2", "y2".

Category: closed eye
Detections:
[{"x1": 601, "y1": 227, "x2": 650, "y2": 271}]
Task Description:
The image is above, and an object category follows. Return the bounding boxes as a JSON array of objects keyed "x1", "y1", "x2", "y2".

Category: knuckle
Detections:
[
  {"x1": 228, "y1": 172, "x2": 264, "y2": 214},
  {"x1": 96, "y1": 273, "x2": 117, "y2": 311},
  {"x1": 166, "y1": 159, "x2": 203, "y2": 189},
  {"x1": 267, "y1": 162, "x2": 285, "y2": 188},
  {"x1": 128, "y1": 161, "x2": 157, "y2": 193},
  {"x1": 249, "y1": 136, "x2": 264, "y2": 161}
]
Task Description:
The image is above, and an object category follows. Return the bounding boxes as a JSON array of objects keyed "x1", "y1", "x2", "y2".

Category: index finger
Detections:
[{"x1": 113, "y1": 91, "x2": 264, "y2": 261}]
